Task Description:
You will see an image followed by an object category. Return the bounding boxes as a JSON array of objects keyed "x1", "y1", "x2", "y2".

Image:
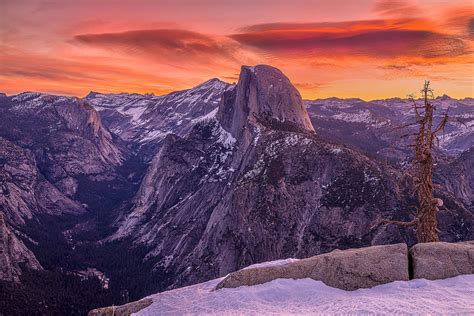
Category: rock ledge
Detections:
[{"x1": 217, "y1": 243, "x2": 409, "y2": 291}]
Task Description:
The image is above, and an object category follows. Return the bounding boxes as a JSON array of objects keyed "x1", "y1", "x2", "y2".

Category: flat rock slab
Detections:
[
  {"x1": 88, "y1": 298, "x2": 152, "y2": 316},
  {"x1": 410, "y1": 241, "x2": 474, "y2": 280},
  {"x1": 216, "y1": 243, "x2": 409, "y2": 291}
]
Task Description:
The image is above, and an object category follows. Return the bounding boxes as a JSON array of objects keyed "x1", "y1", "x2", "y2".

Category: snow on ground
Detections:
[{"x1": 137, "y1": 274, "x2": 474, "y2": 315}]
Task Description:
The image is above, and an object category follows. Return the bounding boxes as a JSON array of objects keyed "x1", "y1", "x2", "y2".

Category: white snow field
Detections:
[{"x1": 136, "y1": 274, "x2": 474, "y2": 315}]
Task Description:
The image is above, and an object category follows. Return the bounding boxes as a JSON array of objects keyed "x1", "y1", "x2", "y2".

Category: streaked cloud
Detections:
[
  {"x1": 230, "y1": 19, "x2": 469, "y2": 59},
  {"x1": 74, "y1": 29, "x2": 237, "y2": 64},
  {"x1": 0, "y1": 46, "x2": 179, "y2": 96},
  {"x1": 373, "y1": 0, "x2": 421, "y2": 17}
]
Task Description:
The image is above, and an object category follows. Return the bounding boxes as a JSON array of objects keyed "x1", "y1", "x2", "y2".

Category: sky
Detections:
[{"x1": 0, "y1": 0, "x2": 473, "y2": 100}]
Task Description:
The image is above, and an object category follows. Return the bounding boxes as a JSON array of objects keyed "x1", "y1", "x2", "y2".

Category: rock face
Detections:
[
  {"x1": 216, "y1": 243, "x2": 409, "y2": 291},
  {"x1": 0, "y1": 137, "x2": 85, "y2": 225},
  {"x1": 0, "y1": 213, "x2": 42, "y2": 282},
  {"x1": 0, "y1": 93, "x2": 123, "y2": 205},
  {"x1": 0, "y1": 93, "x2": 130, "y2": 284},
  {"x1": 410, "y1": 241, "x2": 474, "y2": 280},
  {"x1": 217, "y1": 65, "x2": 314, "y2": 138},
  {"x1": 436, "y1": 147, "x2": 474, "y2": 208}
]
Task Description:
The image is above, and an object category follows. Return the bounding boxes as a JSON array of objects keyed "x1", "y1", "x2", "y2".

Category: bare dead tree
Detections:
[{"x1": 382, "y1": 81, "x2": 449, "y2": 243}]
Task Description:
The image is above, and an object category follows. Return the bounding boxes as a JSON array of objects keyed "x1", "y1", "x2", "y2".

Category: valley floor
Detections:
[{"x1": 137, "y1": 274, "x2": 474, "y2": 315}]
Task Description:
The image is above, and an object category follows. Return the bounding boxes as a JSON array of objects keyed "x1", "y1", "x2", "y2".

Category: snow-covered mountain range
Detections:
[
  {"x1": 87, "y1": 79, "x2": 473, "y2": 162},
  {"x1": 307, "y1": 96, "x2": 474, "y2": 158},
  {"x1": 84, "y1": 79, "x2": 232, "y2": 160}
]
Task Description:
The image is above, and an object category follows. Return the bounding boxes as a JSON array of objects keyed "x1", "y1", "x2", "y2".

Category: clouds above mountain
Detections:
[
  {"x1": 0, "y1": 46, "x2": 180, "y2": 96},
  {"x1": 74, "y1": 29, "x2": 237, "y2": 64},
  {"x1": 74, "y1": 17, "x2": 471, "y2": 65},
  {"x1": 373, "y1": 0, "x2": 421, "y2": 17},
  {"x1": 1, "y1": 0, "x2": 472, "y2": 99},
  {"x1": 230, "y1": 19, "x2": 470, "y2": 59}
]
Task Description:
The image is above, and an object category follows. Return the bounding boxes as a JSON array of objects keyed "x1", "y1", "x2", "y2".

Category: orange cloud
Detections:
[
  {"x1": 441, "y1": 5, "x2": 474, "y2": 37},
  {"x1": 0, "y1": 46, "x2": 178, "y2": 96},
  {"x1": 73, "y1": 29, "x2": 239, "y2": 68},
  {"x1": 230, "y1": 19, "x2": 470, "y2": 60},
  {"x1": 373, "y1": 0, "x2": 421, "y2": 17}
]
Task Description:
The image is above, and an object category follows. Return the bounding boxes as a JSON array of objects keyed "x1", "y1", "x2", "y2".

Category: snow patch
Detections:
[
  {"x1": 140, "y1": 130, "x2": 170, "y2": 142},
  {"x1": 136, "y1": 274, "x2": 474, "y2": 315},
  {"x1": 215, "y1": 124, "x2": 236, "y2": 150},
  {"x1": 247, "y1": 66, "x2": 257, "y2": 74},
  {"x1": 192, "y1": 108, "x2": 219, "y2": 124}
]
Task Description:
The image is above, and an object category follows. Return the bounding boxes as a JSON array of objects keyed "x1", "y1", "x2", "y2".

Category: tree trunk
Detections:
[{"x1": 414, "y1": 81, "x2": 439, "y2": 243}]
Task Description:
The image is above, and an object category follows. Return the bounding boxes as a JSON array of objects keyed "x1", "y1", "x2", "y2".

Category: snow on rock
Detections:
[
  {"x1": 135, "y1": 274, "x2": 474, "y2": 315},
  {"x1": 84, "y1": 79, "x2": 233, "y2": 144},
  {"x1": 242, "y1": 258, "x2": 300, "y2": 270},
  {"x1": 139, "y1": 130, "x2": 170, "y2": 143},
  {"x1": 438, "y1": 119, "x2": 474, "y2": 150},
  {"x1": 192, "y1": 108, "x2": 219, "y2": 123},
  {"x1": 10, "y1": 93, "x2": 75, "y2": 111},
  {"x1": 305, "y1": 96, "x2": 474, "y2": 155},
  {"x1": 215, "y1": 123, "x2": 236, "y2": 150},
  {"x1": 332, "y1": 110, "x2": 372, "y2": 123}
]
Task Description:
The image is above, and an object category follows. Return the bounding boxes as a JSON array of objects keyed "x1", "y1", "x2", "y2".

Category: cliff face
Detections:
[
  {"x1": 0, "y1": 93, "x2": 128, "y2": 282},
  {"x1": 0, "y1": 213, "x2": 42, "y2": 282},
  {"x1": 111, "y1": 65, "x2": 473, "y2": 290},
  {"x1": 217, "y1": 65, "x2": 314, "y2": 138},
  {"x1": 436, "y1": 148, "x2": 474, "y2": 207},
  {"x1": 0, "y1": 93, "x2": 124, "y2": 221},
  {"x1": 0, "y1": 137, "x2": 85, "y2": 225}
]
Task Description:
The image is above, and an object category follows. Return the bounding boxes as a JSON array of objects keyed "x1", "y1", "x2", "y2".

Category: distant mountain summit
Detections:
[
  {"x1": 84, "y1": 78, "x2": 232, "y2": 161},
  {"x1": 85, "y1": 79, "x2": 231, "y2": 143}
]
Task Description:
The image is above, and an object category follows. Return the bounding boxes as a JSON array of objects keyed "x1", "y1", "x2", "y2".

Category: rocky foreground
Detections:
[{"x1": 89, "y1": 241, "x2": 474, "y2": 315}]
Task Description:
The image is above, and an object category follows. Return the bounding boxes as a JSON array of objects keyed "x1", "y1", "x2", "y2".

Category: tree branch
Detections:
[
  {"x1": 408, "y1": 95, "x2": 422, "y2": 120},
  {"x1": 370, "y1": 217, "x2": 418, "y2": 230},
  {"x1": 432, "y1": 111, "x2": 449, "y2": 136},
  {"x1": 381, "y1": 218, "x2": 418, "y2": 227}
]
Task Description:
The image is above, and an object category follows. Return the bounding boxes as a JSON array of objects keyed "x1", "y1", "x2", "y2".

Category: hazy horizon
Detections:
[{"x1": 2, "y1": 74, "x2": 472, "y2": 102}]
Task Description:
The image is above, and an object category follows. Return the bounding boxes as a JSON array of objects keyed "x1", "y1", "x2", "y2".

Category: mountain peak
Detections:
[
  {"x1": 190, "y1": 78, "x2": 230, "y2": 93},
  {"x1": 217, "y1": 64, "x2": 314, "y2": 138},
  {"x1": 436, "y1": 94, "x2": 453, "y2": 101},
  {"x1": 200, "y1": 77, "x2": 228, "y2": 85}
]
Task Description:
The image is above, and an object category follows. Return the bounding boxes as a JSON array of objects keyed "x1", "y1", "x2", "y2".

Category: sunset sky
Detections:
[{"x1": 1, "y1": 0, "x2": 473, "y2": 99}]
